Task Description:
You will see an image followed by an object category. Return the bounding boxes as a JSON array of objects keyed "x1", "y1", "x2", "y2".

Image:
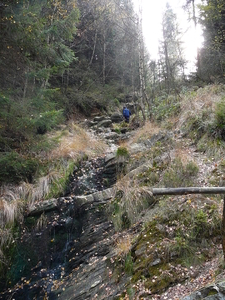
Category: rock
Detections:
[
  {"x1": 120, "y1": 127, "x2": 128, "y2": 134},
  {"x1": 127, "y1": 103, "x2": 135, "y2": 114},
  {"x1": 104, "y1": 132, "x2": 120, "y2": 140},
  {"x1": 217, "y1": 281, "x2": 225, "y2": 294},
  {"x1": 74, "y1": 187, "x2": 116, "y2": 205},
  {"x1": 110, "y1": 112, "x2": 124, "y2": 123},
  {"x1": 149, "y1": 258, "x2": 161, "y2": 266},
  {"x1": 28, "y1": 198, "x2": 58, "y2": 216},
  {"x1": 93, "y1": 116, "x2": 108, "y2": 122},
  {"x1": 123, "y1": 162, "x2": 152, "y2": 180},
  {"x1": 105, "y1": 153, "x2": 117, "y2": 164},
  {"x1": 181, "y1": 281, "x2": 225, "y2": 300},
  {"x1": 97, "y1": 119, "x2": 112, "y2": 128}
]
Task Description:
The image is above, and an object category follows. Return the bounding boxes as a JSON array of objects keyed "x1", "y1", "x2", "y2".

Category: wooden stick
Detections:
[
  {"x1": 152, "y1": 187, "x2": 225, "y2": 195},
  {"x1": 222, "y1": 196, "x2": 225, "y2": 260}
]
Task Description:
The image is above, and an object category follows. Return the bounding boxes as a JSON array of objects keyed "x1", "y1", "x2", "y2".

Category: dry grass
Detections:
[
  {"x1": 131, "y1": 121, "x2": 161, "y2": 144},
  {"x1": 49, "y1": 122, "x2": 107, "y2": 160},
  {"x1": 112, "y1": 176, "x2": 154, "y2": 230},
  {"x1": 178, "y1": 84, "x2": 224, "y2": 129},
  {"x1": 0, "y1": 196, "x2": 23, "y2": 226},
  {"x1": 171, "y1": 144, "x2": 194, "y2": 165},
  {"x1": 115, "y1": 234, "x2": 132, "y2": 256}
]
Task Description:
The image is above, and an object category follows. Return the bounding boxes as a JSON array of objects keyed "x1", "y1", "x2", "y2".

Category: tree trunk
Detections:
[
  {"x1": 89, "y1": 26, "x2": 98, "y2": 66},
  {"x1": 137, "y1": 2, "x2": 146, "y2": 123},
  {"x1": 103, "y1": 31, "x2": 106, "y2": 86},
  {"x1": 151, "y1": 187, "x2": 225, "y2": 195}
]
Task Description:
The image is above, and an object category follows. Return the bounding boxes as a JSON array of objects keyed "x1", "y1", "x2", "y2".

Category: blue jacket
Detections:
[{"x1": 123, "y1": 108, "x2": 131, "y2": 118}]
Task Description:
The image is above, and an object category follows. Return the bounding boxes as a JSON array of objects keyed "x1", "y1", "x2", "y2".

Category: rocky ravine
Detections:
[{"x1": 0, "y1": 116, "x2": 225, "y2": 300}]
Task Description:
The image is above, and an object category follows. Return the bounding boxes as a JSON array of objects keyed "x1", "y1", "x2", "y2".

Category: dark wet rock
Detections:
[
  {"x1": 181, "y1": 281, "x2": 225, "y2": 299},
  {"x1": 103, "y1": 155, "x2": 128, "y2": 186},
  {"x1": 69, "y1": 157, "x2": 106, "y2": 195},
  {"x1": 120, "y1": 127, "x2": 128, "y2": 134},
  {"x1": 0, "y1": 189, "x2": 118, "y2": 300},
  {"x1": 28, "y1": 198, "x2": 59, "y2": 216}
]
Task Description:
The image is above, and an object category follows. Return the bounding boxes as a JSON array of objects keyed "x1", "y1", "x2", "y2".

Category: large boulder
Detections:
[{"x1": 110, "y1": 112, "x2": 123, "y2": 123}]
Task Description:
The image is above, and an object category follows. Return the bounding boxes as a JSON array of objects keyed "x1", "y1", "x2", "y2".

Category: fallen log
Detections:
[{"x1": 152, "y1": 187, "x2": 225, "y2": 195}]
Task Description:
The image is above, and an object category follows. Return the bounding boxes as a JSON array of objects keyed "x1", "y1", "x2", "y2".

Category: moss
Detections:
[
  {"x1": 207, "y1": 290, "x2": 218, "y2": 296},
  {"x1": 116, "y1": 146, "x2": 129, "y2": 157},
  {"x1": 127, "y1": 198, "x2": 222, "y2": 295},
  {"x1": 24, "y1": 216, "x2": 37, "y2": 231}
]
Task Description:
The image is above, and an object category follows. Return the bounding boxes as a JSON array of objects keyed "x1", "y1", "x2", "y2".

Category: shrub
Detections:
[
  {"x1": 0, "y1": 152, "x2": 38, "y2": 183},
  {"x1": 214, "y1": 99, "x2": 225, "y2": 139},
  {"x1": 32, "y1": 109, "x2": 64, "y2": 134},
  {"x1": 116, "y1": 146, "x2": 129, "y2": 158}
]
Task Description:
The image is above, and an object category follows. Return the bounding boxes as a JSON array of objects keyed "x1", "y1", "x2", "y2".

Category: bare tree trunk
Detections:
[
  {"x1": 137, "y1": 1, "x2": 146, "y2": 123},
  {"x1": 23, "y1": 69, "x2": 28, "y2": 100},
  {"x1": 89, "y1": 26, "x2": 98, "y2": 66},
  {"x1": 103, "y1": 31, "x2": 106, "y2": 86},
  {"x1": 191, "y1": 0, "x2": 202, "y2": 78},
  {"x1": 151, "y1": 187, "x2": 225, "y2": 195}
]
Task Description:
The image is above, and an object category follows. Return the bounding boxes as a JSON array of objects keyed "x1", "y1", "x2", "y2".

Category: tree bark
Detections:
[
  {"x1": 137, "y1": 3, "x2": 146, "y2": 123},
  {"x1": 89, "y1": 26, "x2": 98, "y2": 66}
]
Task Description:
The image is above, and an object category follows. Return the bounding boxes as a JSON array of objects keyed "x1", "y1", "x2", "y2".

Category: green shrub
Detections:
[
  {"x1": 32, "y1": 109, "x2": 64, "y2": 134},
  {"x1": 116, "y1": 146, "x2": 129, "y2": 157},
  {"x1": 124, "y1": 253, "x2": 133, "y2": 275},
  {"x1": 0, "y1": 152, "x2": 38, "y2": 183},
  {"x1": 152, "y1": 94, "x2": 180, "y2": 121},
  {"x1": 214, "y1": 99, "x2": 225, "y2": 139},
  {"x1": 192, "y1": 209, "x2": 208, "y2": 238}
]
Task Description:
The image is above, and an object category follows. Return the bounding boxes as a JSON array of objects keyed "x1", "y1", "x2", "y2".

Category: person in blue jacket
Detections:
[{"x1": 123, "y1": 106, "x2": 131, "y2": 123}]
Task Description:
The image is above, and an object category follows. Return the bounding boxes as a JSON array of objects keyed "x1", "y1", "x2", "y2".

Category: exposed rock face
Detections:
[
  {"x1": 28, "y1": 198, "x2": 58, "y2": 216},
  {"x1": 181, "y1": 281, "x2": 225, "y2": 300},
  {"x1": 0, "y1": 193, "x2": 124, "y2": 300}
]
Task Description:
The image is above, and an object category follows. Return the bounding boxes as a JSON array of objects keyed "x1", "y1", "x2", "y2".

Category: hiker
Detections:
[{"x1": 122, "y1": 106, "x2": 131, "y2": 123}]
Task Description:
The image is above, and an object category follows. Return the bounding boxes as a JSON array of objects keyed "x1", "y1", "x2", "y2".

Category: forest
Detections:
[
  {"x1": 0, "y1": 0, "x2": 225, "y2": 299},
  {"x1": 0, "y1": 0, "x2": 224, "y2": 184}
]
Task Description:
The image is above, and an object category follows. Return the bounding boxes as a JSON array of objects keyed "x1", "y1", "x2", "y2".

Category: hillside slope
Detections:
[{"x1": 0, "y1": 84, "x2": 224, "y2": 299}]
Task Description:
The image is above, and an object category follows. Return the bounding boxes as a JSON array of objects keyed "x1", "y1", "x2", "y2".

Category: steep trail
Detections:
[{"x1": 0, "y1": 118, "x2": 224, "y2": 300}]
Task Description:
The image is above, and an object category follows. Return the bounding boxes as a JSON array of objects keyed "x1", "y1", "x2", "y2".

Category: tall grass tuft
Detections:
[{"x1": 110, "y1": 177, "x2": 155, "y2": 231}]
